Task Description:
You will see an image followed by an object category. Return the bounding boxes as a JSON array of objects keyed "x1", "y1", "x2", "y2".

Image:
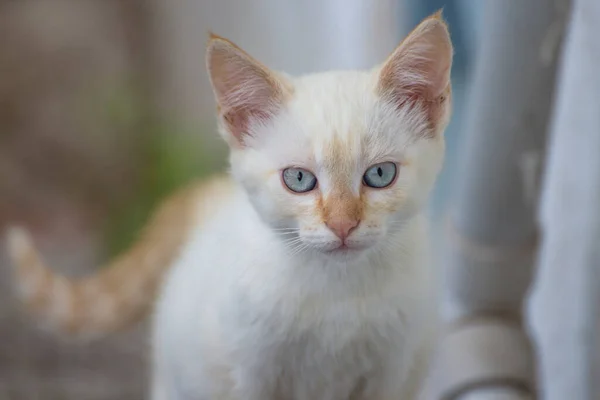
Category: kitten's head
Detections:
[{"x1": 207, "y1": 13, "x2": 452, "y2": 261}]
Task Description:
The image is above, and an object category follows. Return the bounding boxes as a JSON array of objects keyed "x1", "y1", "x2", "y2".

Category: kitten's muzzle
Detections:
[{"x1": 325, "y1": 218, "x2": 360, "y2": 242}]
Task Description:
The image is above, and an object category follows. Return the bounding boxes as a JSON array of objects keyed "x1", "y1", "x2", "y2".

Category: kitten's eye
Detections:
[
  {"x1": 363, "y1": 162, "x2": 397, "y2": 188},
  {"x1": 282, "y1": 168, "x2": 317, "y2": 193}
]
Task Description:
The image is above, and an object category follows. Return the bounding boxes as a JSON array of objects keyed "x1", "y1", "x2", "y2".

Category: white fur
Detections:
[{"x1": 150, "y1": 64, "x2": 447, "y2": 400}]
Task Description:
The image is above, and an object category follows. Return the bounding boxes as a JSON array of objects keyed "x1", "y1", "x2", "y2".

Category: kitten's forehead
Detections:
[
  {"x1": 258, "y1": 69, "x2": 419, "y2": 191},
  {"x1": 292, "y1": 72, "x2": 372, "y2": 187},
  {"x1": 316, "y1": 133, "x2": 361, "y2": 193},
  {"x1": 290, "y1": 70, "x2": 378, "y2": 143},
  {"x1": 293, "y1": 71, "x2": 410, "y2": 163}
]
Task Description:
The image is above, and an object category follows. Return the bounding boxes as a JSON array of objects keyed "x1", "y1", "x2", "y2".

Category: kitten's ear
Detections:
[
  {"x1": 206, "y1": 34, "x2": 293, "y2": 147},
  {"x1": 378, "y1": 11, "x2": 453, "y2": 131}
]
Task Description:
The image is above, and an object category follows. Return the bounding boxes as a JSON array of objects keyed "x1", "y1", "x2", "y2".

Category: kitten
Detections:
[{"x1": 6, "y1": 12, "x2": 452, "y2": 400}]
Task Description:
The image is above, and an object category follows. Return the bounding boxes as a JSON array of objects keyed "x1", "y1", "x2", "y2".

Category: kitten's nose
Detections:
[{"x1": 326, "y1": 218, "x2": 359, "y2": 241}]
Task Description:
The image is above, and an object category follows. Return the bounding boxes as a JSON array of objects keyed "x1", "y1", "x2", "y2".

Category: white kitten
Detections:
[{"x1": 7, "y1": 12, "x2": 452, "y2": 400}]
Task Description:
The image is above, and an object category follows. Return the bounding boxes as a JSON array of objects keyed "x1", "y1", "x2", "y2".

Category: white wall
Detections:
[{"x1": 151, "y1": 0, "x2": 405, "y2": 131}]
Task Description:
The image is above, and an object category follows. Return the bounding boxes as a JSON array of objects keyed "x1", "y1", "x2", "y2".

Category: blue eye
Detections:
[
  {"x1": 282, "y1": 168, "x2": 317, "y2": 193},
  {"x1": 363, "y1": 162, "x2": 397, "y2": 188}
]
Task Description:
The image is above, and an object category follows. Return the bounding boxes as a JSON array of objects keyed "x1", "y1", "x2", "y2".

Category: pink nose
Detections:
[{"x1": 326, "y1": 218, "x2": 359, "y2": 241}]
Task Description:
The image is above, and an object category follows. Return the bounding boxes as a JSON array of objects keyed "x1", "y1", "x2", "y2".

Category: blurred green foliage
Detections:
[{"x1": 97, "y1": 81, "x2": 226, "y2": 258}]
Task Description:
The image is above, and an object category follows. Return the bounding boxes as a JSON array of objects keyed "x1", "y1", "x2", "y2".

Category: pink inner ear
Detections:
[
  {"x1": 222, "y1": 108, "x2": 273, "y2": 142},
  {"x1": 379, "y1": 17, "x2": 452, "y2": 118},
  {"x1": 207, "y1": 38, "x2": 291, "y2": 146}
]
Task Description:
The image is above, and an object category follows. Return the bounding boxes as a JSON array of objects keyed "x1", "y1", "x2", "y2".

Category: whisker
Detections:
[
  {"x1": 282, "y1": 239, "x2": 304, "y2": 247},
  {"x1": 285, "y1": 238, "x2": 311, "y2": 256},
  {"x1": 281, "y1": 236, "x2": 303, "y2": 244},
  {"x1": 289, "y1": 244, "x2": 310, "y2": 258}
]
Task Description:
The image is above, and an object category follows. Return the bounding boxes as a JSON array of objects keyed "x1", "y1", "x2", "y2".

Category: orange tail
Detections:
[{"x1": 5, "y1": 181, "x2": 207, "y2": 341}]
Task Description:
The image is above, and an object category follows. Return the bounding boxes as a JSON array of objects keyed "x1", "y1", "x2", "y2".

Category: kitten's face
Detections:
[
  {"x1": 232, "y1": 72, "x2": 445, "y2": 260},
  {"x1": 207, "y1": 13, "x2": 452, "y2": 261}
]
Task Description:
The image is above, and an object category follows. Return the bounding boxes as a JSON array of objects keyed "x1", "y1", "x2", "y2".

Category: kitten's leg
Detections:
[
  {"x1": 394, "y1": 341, "x2": 435, "y2": 400},
  {"x1": 230, "y1": 375, "x2": 273, "y2": 400},
  {"x1": 150, "y1": 380, "x2": 169, "y2": 400},
  {"x1": 150, "y1": 360, "x2": 171, "y2": 400},
  {"x1": 150, "y1": 345, "x2": 182, "y2": 400},
  {"x1": 228, "y1": 361, "x2": 278, "y2": 400},
  {"x1": 150, "y1": 368, "x2": 195, "y2": 400},
  {"x1": 370, "y1": 342, "x2": 434, "y2": 400}
]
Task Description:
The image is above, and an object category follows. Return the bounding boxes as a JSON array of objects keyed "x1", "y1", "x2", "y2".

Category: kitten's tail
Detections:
[{"x1": 5, "y1": 182, "x2": 205, "y2": 341}]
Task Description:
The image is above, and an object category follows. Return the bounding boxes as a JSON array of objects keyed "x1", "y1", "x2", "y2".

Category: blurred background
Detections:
[{"x1": 0, "y1": 1, "x2": 484, "y2": 398}]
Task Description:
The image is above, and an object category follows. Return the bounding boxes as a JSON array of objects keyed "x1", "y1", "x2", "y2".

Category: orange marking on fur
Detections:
[{"x1": 321, "y1": 187, "x2": 364, "y2": 236}]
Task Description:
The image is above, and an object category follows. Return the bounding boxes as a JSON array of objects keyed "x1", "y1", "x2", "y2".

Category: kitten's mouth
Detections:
[{"x1": 326, "y1": 243, "x2": 361, "y2": 255}]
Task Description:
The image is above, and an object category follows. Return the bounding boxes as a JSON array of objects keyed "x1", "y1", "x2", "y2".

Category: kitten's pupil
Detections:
[
  {"x1": 377, "y1": 167, "x2": 383, "y2": 177},
  {"x1": 297, "y1": 171, "x2": 303, "y2": 182}
]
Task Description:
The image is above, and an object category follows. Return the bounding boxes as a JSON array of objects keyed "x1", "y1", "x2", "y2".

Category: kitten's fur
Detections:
[{"x1": 7, "y1": 12, "x2": 452, "y2": 400}]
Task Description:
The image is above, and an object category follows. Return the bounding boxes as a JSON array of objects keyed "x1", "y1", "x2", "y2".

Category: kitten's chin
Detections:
[
  {"x1": 297, "y1": 235, "x2": 378, "y2": 262},
  {"x1": 319, "y1": 242, "x2": 373, "y2": 262},
  {"x1": 326, "y1": 246, "x2": 361, "y2": 258}
]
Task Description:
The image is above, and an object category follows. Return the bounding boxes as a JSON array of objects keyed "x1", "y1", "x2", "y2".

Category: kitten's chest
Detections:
[{"x1": 229, "y1": 292, "x2": 419, "y2": 400}]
